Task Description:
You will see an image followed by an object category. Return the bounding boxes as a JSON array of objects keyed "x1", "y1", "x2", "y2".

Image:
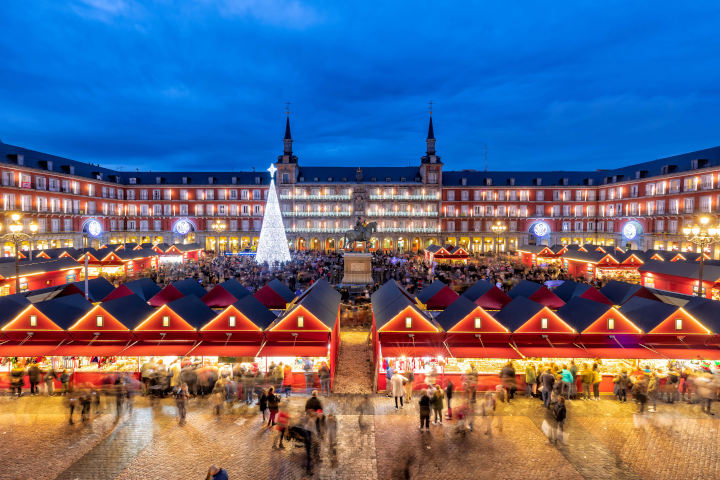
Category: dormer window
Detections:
[
  {"x1": 162, "y1": 315, "x2": 170, "y2": 327},
  {"x1": 540, "y1": 317, "x2": 548, "y2": 329},
  {"x1": 29, "y1": 315, "x2": 37, "y2": 327},
  {"x1": 405, "y1": 317, "x2": 412, "y2": 328},
  {"x1": 96, "y1": 315, "x2": 103, "y2": 327},
  {"x1": 129, "y1": 177, "x2": 137, "y2": 184},
  {"x1": 675, "y1": 318, "x2": 683, "y2": 330},
  {"x1": 297, "y1": 316, "x2": 304, "y2": 328},
  {"x1": 229, "y1": 316, "x2": 236, "y2": 328},
  {"x1": 386, "y1": 177, "x2": 392, "y2": 182},
  {"x1": 474, "y1": 317, "x2": 481, "y2": 329},
  {"x1": 607, "y1": 318, "x2": 615, "y2": 330}
]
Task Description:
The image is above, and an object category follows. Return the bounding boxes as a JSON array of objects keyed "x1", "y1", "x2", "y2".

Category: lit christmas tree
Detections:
[{"x1": 255, "y1": 164, "x2": 291, "y2": 266}]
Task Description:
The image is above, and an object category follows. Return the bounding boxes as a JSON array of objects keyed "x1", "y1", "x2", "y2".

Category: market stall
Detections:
[
  {"x1": 551, "y1": 280, "x2": 613, "y2": 305},
  {"x1": 461, "y1": 279, "x2": 512, "y2": 310},
  {"x1": 254, "y1": 278, "x2": 296, "y2": 309},
  {"x1": 261, "y1": 279, "x2": 341, "y2": 391},
  {"x1": 507, "y1": 280, "x2": 565, "y2": 309},
  {"x1": 148, "y1": 278, "x2": 207, "y2": 307},
  {"x1": 415, "y1": 279, "x2": 459, "y2": 310},
  {"x1": 101, "y1": 278, "x2": 161, "y2": 302},
  {"x1": 599, "y1": 280, "x2": 661, "y2": 306},
  {"x1": 639, "y1": 259, "x2": 720, "y2": 300}
]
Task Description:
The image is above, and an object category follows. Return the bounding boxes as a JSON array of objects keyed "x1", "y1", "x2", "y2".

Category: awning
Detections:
[
  {"x1": 122, "y1": 344, "x2": 196, "y2": 356},
  {"x1": 652, "y1": 347, "x2": 720, "y2": 360},
  {"x1": 380, "y1": 345, "x2": 447, "y2": 358},
  {"x1": 584, "y1": 347, "x2": 664, "y2": 359},
  {"x1": 256, "y1": 345, "x2": 329, "y2": 357},
  {"x1": 447, "y1": 346, "x2": 521, "y2": 359},
  {"x1": 192, "y1": 345, "x2": 262, "y2": 357},
  {"x1": 517, "y1": 346, "x2": 591, "y2": 358}
]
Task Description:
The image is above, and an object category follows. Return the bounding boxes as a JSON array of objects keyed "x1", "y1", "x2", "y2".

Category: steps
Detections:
[{"x1": 333, "y1": 330, "x2": 374, "y2": 394}]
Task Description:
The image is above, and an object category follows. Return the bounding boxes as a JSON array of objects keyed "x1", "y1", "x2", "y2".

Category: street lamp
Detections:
[
  {"x1": 211, "y1": 220, "x2": 227, "y2": 254},
  {"x1": 491, "y1": 221, "x2": 507, "y2": 256},
  {"x1": 682, "y1": 216, "x2": 720, "y2": 297},
  {"x1": 0, "y1": 213, "x2": 39, "y2": 293}
]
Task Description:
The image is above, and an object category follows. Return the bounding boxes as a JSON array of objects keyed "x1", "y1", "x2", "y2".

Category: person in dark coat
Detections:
[
  {"x1": 499, "y1": 362, "x2": 517, "y2": 402},
  {"x1": 28, "y1": 362, "x2": 42, "y2": 395},
  {"x1": 445, "y1": 380, "x2": 454, "y2": 419},
  {"x1": 10, "y1": 363, "x2": 25, "y2": 397},
  {"x1": 551, "y1": 396, "x2": 567, "y2": 444},
  {"x1": 266, "y1": 387, "x2": 280, "y2": 426},
  {"x1": 540, "y1": 368, "x2": 555, "y2": 408},
  {"x1": 258, "y1": 389, "x2": 268, "y2": 422},
  {"x1": 418, "y1": 389, "x2": 431, "y2": 431}
]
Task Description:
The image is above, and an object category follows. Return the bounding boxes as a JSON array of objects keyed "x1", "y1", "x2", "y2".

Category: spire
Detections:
[
  {"x1": 284, "y1": 116, "x2": 292, "y2": 140},
  {"x1": 427, "y1": 116, "x2": 435, "y2": 140}
]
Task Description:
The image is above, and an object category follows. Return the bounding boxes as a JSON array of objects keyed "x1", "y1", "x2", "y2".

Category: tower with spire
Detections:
[
  {"x1": 276, "y1": 106, "x2": 299, "y2": 186},
  {"x1": 420, "y1": 105, "x2": 442, "y2": 186}
]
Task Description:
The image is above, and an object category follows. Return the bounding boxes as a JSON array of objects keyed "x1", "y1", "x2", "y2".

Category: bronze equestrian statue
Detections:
[{"x1": 343, "y1": 220, "x2": 378, "y2": 253}]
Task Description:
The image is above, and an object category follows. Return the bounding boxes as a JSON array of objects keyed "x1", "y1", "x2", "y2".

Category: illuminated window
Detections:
[
  {"x1": 298, "y1": 316, "x2": 304, "y2": 328},
  {"x1": 607, "y1": 318, "x2": 615, "y2": 330},
  {"x1": 29, "y1": 315, "x2": 37, "y2": 327},
  {"x1": 540, "y1": 318, "x2": 548, "y2": 329},
  {"x1": 162, "y1": 315, "x2": 170, "y2": 327},
  {"x1": 229, "y1": 316, "x2": 236, "y2": 328},
  {"x1": 675, "y1": 318, "x2": 683, "y2": 330},
  {"x1": 96, "y1": 315, "x2": 103, "y2": 327},
  {"x1": 405, "y1": 317, "x2": 412, "y2": 329},
  {"x1": 474, "y1": 317, "x2": 481, "y2": 329}
]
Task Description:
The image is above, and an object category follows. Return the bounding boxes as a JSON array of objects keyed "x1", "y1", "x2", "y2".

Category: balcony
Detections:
[
  {"x1": 368, "y1": 194, "x2": 440, "y2": 201},
  {"x1": 366, "y1": 211, "x2": 438, "y2": 217},
  {"x1": 280, "y1": 195, "x2": 351, "y2": 201},
  {"x1": 284, "y1": 211, "x2": 352, "y2": 217}
]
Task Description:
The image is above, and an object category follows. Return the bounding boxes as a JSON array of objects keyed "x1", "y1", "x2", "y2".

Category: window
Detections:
[
  {"x1": 540, "y1": 317, "x2": 548, "y2": 329},
  {"x1": 162, "y1": 315, "x2": 170, "y2": 327},
  {"x1": 229, "y1": 316, "x2": 236, "y2": 328},
  {"x1": 297, "y1": 316, "x2": 304, "y2": 328},
  {"x1": 30, "y1": 315, "x2": 37, "y2": 327},
  {"x1": 607, "y1": 318, "x2": 615, "y2": 330},
  {"x1": 96, "y1": 316, "x2": 103, "y2": 327},
  {"x1": 447, "y1": 190, "x2": 455, "y2": 201},
  {"x1": 474, "y1": 317, "x2": 481, "y2": 329},
  {"x1": 675, "y1": 318, "x2": 683, "y2": 330},
  {"x1": 405, "y1": 316, "x2": 412, "y2": 328}
]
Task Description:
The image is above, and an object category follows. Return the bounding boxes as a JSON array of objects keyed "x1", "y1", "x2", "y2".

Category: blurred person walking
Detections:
[
  {"x1": 540, "y1": 367, "x2": 555, "y2": 408},
  {"x1": 44, "y1": 368, "x2": 57, "y2": 396},
  {"x1": 592, "y1": 364, "x2": 602, "y2": 401},
  {"x1": 431, "y1": 386, "x2": 444, "y2": 424},
  {"x1": 258, "y1": 388, "x2": 268, "y2": 422},
  {"x1": 550, "y1": 396, "x2": 567, "y2": 444},
  {"x1": 445, "y1": 379, "x2": 454, "y2": 419},
  {"x1": 525, "y1": 362, "x2": 537, "y2": 398},
  {"x1": 10, "y1": 362, "x2": 25, "y2": 397},
  {"x1": 318, "y1": 362, "x2": 331, "y2": 396},
  {"x1": 481, "y1": 391, "x2": 495, "y2": 435},
  {"x1": 404, "y1": 367, "x2": 414, "y2": 404},
  {"x1": 580, "y1": 363, "x2": 593, "y2": 400},
  {"x1": 500, "y1": 361, "x2": 516, "y2": 402},
  {"x1": 391, "y1": 371, "x2": 408, "y2": 410},
  {"x1": 272, "y1": 403, "x2": 290, "y2": 449},
  {"x1": 282, "y1": 363, "x2": 293, "y2": 398},
  {"x1": 647, "y1": 371, "x2": 659, "y2": 412},
  {"x1": 205, "y1": 465, "x2": 229, "y2": 480},
  {"x1": 266, "y1": 387, "x2": 280, "y2": 426},
  {"x1": 28, "y1": 362, "x2": 42, "y2": 396},
  {"x1": 174, "y1": 383, "x2": 190, "y2": 426},
  {"x1": 303, "y1": 358, "x2": 315, "y2": 394}
]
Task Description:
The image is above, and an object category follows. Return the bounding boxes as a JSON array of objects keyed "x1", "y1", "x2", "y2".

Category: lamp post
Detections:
[
  {"x1": 682, "y1": 216, "x2": 720, "y2": 297},
  {"x1": 491, "y1": 221, "x2": 507, "y2": 256},
  {"x1": 0, "y1": 213, "x2": 39, "y2": 293},
  {"x1": 211, "y1": 220, "x2": 227, "y2": 254}
]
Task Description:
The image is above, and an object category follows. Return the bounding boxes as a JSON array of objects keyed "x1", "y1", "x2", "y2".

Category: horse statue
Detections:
[{"x1": 343, "y1": 221, "x2": 378, "y2": 252}]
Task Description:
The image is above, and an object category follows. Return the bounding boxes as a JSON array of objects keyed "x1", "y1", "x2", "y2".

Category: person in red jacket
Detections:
[
  {"x1": 282, "y1": 364, "x2": 293, "y2": 398},
  {"x1": 272, "y1": 403, "x2": 290, "y2": 449}
]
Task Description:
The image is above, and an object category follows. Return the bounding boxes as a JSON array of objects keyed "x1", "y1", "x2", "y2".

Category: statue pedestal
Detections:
[{"x1": 342, "y1": 252, "x2": 373, "y2": 285}]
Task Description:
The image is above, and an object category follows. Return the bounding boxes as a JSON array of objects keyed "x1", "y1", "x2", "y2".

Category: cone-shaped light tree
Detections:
[{"x1": 255, "y1": 164, "x2": 291, "y2": 266}]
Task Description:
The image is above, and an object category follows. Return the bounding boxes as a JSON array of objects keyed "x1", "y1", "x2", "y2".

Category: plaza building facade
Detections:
[{"x1": 1, "y1": 116, "x2": 720, "y2": 256}]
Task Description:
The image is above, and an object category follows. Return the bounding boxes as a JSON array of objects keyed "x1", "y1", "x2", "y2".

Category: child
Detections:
[
  {"x1": 418, "y1": 389, "x2": 431, "y2": 431},
  {"x1": 272, "y1": 403, "x2": 290, "y2": 449}
]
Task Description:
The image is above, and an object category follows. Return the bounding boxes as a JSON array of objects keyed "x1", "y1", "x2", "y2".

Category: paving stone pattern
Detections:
[{"x1": 332, "y1": 330, "x2": 374, "y2": 394}]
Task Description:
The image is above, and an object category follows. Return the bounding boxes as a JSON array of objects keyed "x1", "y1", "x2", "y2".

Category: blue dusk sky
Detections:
[{"x1": 1, "y1": 1, "x2": 719, "y2": 172}]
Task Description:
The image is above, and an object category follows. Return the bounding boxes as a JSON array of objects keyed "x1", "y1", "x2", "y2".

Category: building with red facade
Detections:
[{"x1": 2, "y1": 116, "x2": 720, "y2": 258}]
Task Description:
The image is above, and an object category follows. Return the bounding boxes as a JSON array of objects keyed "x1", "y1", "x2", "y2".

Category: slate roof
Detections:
[
  {"x1": 0, "y1": 294, "x2": 31, "y2": 327},
  {"x1": 371, "y1": 280, "x2": 422, "y2": 329},
  {"x1": 435, "y1": 296, "x2": 478, "y2": 331},
  {"x1": 34, "y1": 293, "x2": 94, "y2": 330},
  {"x1": 0, "y1": 257, "x2": 79, "y2": 279},
  {"x1": 100, "y1": 294, "x2": 156, "y2": 330},
  {"x1": 492, "y1": 296, "x2": 545, "y2": 332},
  {"x1": 122, "y1": 278, "x2": 162, "y2": 301},
  {"x1": 618, "y1": 297, "x2": 678, "y2": 332},
  {"x1": 266, "y1": 278, "x2": 296, "y2": 303},
  {"x1": 552, "y1": 280, "x2": 590, "y2": 303},
  {"x1": 166, "y1": 296, "x2": 217, "y2": 329},
  {"x1": 232, "y1": 294, "x2": 277, "y2": 330},
  {"x1": 57, "y1": 277, "x2": 116, "y2": 302},
  {"x1": 171, "y1": 278, "x2": 208, "y2": 298},
  {"x1": 461, "y1": 280, "x2": 496, "y2": 301},
  {"x1": 3, "y1": 138, "x2": 720, "y2": 187},
  {"x1": 599, "y1": 280, "x2": 660, "y2": 305},
  {"x1": 683, "y1": 298, "x2": 720, "y2": 333},
  {"x1": 416, "y1": 280, "x2": 449, "y2": 303},
  {"x1": 507, "y1": 280, "x2": 544, "y2": 299},
  {"x1": 638, "y1": 259, "x2": 720, "y2": 282},
  {"x1": 293, "y1": 279, "x2": 341, "y2": 328},
  {"x1": 556, "y1": 297, "x2": 613, "y2": 332},
  {"x1": 202, "y1": 279, "x2": 252, "y2": 308}
]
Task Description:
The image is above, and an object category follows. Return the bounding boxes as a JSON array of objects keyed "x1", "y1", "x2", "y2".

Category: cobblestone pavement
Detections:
[
  {"x1": 332, "y1": 330, "x2": 374, "y2": 394},
  {"x1": 0, "y1": 394, "x2": 718, "y2": 480}
]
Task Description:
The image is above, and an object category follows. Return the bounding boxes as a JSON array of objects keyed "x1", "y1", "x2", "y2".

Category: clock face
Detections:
[
  {"x1": 175, "y1": 220, "x2": 191, "y2": 235},
  {"x1": 623, "y1": 223, "x2": 638, "y2": 240},
  {"x1": 86, "y1": 220, "x2": 102, "y2": 237},
  {"x1": 533, "y1": 222, "x2": 549, "y2": 238}
]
